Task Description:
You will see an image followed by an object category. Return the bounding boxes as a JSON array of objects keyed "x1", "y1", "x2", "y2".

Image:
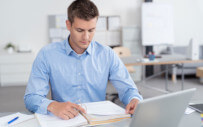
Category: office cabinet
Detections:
[
  {"x1": 48, "y1": 15, "x2": 122, "y2": 46},
  {"x1": 0, "y1": 52, "x2": 35, "y2": 86}
]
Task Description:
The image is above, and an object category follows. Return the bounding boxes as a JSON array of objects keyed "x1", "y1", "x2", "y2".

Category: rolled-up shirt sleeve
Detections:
[
  {"x1": 109, "y1": 49, "x2": 143, "y2": 105},
  {"x1": 24, "y1": 48, "x2": 53, "y2": 114}
]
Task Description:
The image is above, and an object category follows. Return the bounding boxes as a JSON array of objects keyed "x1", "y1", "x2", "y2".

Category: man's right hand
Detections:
[{"x1": 47, "y1": 101, "x2": 86, "y2": 120}]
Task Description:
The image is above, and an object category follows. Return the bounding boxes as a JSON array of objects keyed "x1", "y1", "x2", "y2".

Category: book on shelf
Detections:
[{"x1": 35, "y1": 101, "x2": 131, "y2": 127}]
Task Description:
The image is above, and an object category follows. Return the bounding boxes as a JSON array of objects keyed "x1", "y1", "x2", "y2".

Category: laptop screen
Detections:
[{"x1": 130, "y1": 88, "x2": 196, "y2": 127}]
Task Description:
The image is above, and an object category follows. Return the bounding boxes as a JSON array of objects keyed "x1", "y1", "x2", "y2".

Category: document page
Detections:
[
  {"x1": 0, "y1": 112, "x2": 34, "y2": 127},
  {"x1": 82, "y1": 101, "x2": 127, "y2": 115},
  {"x1": 35, "y1": 113, "x2": 87, "y2": 127}
]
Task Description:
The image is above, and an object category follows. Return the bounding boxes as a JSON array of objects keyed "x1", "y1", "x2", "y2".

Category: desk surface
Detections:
[
  {"x1": 122, "y1": 54, "x2": 203, "y2": 66},
  {"x1": 0, "y1": 111, "x2": 201, "y2": 127}
]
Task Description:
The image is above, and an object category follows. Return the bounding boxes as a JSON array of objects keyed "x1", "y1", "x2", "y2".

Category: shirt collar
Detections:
[
  {"x1": 64, "y1": 36, "x2": 92, "y2": 56},
  {"x1": 86, "y1": 41, "x2": 92, "y2": 55},
  {"x1": 64, "y1": 37, "x2": 74, "y2": 55}
]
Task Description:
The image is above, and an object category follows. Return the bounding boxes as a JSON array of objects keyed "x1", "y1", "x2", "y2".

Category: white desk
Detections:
[
  {"x1": 121, "y1": 55, "x2": 203, "y2": 92},
  {"x1": 121, "y1": 54, "x2": 203, "y2": 66},
  {"x1": 0, "y1": 111, "x2": 201, "y2": 127}
]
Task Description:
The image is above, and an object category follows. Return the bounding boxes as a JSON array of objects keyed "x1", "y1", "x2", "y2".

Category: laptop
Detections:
[{"x1": 129, "y1": 88, "x2": 196, "y2": 127}]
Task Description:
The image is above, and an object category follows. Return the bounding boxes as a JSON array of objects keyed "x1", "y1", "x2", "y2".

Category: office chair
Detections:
[{"x1": 113, "y1": 46, "x2": 135, "y2": 73}]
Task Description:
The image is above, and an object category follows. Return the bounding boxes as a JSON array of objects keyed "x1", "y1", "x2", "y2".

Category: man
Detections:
[{"x1": 24, "y1": 0, "x2": 143, "y2": 120}]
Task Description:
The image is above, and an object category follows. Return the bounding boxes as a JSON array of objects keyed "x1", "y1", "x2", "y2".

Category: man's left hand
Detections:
[{"x1": 125, "y1": 98, "x2": 139, "y2": 114}]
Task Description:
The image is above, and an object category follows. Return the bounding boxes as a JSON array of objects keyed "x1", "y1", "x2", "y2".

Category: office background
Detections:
[
  {"x1": 0, "y1": 0, "x2": 203, "y2": 53},
  {"x1": 0, "y1": 0, "x2": 203, "y2": 112}
]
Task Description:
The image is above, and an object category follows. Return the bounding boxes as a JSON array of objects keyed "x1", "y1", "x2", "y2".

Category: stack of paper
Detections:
[
  {"x1": 0, "y1": 112, "x2": 34, "y2": 127},
  {"x1": 81, "y1": 101, "x2": 131, "y2": 125}
]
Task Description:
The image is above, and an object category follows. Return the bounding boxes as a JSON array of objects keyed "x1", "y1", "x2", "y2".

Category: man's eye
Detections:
[
  {"x1": 89, "y1": 29, "x2": 94, "y2": 32},
  {"x1": 77, "y1": 29, "x2": 83, "y2": 32}
]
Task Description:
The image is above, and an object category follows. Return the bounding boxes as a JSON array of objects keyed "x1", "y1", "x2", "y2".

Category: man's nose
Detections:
[{"x1": 83, "y1": 31, "x2": 89, "y2": 40}]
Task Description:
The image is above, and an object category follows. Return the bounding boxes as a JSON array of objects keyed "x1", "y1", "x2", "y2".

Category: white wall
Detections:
[
  {"x1": 0, "y1": 0, "x2": 143, "y2": 54},
  {"x1": 0, "y1": 0, "x2": 203, "y2": 54},
  {"x1": 154, "y1": 0, "x2": 203, "y2": 46}
]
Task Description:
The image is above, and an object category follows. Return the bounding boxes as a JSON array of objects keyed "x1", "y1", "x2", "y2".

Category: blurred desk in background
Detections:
[{"x1": 121, "y1": 55, "x2": 203, "y2": 92}]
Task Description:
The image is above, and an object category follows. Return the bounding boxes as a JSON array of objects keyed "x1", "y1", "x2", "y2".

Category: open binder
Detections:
[{"x1": 35, "y1": 101, "x2": 131, "y2": 127}]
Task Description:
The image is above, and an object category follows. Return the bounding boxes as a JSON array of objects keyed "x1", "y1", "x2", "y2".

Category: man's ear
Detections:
[{"x1": 66, "y1": 20, "x2": 71, "y2": 31}]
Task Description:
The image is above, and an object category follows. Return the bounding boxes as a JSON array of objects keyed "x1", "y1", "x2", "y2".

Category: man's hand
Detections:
[
  {"x1": 126, "y1": 98, "x2": 139, "y2": 114},
  {"x1": 47, "y1": 101, "x2": 86, "y2": 120}
]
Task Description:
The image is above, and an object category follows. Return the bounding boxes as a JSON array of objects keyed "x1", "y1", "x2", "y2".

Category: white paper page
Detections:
[
  {"x1": 185, "y1": 107, "x2": 195, "y2": 114},
  {"x1": 82, "y1": 101, "x2": 127, "y2": 115},
  {"x1": 35, "y1": 113, "x2": 87, "y2": 127},
  {"x1": 0, "y1": 112, "x2": 34, "y2": 127}
]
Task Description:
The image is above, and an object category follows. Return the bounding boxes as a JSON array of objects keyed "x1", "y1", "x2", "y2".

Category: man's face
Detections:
[{"x1": 66, "y1": 17, "x2": 97, "y2": 54}]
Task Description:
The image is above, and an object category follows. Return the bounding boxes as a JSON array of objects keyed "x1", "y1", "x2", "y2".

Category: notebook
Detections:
[
  {"x1": 35, "y1": 101, "x2": 131, "y2": 127},
  {"x1": 189, "y1": 103, "x2": 203, "y2": 113},
  {"x1": 129, "y1": 88, "x2": 196, "y2": 127}
]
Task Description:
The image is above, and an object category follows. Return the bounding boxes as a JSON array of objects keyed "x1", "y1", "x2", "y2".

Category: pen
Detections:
[{"x1": 7, "y1": 116, "x2": 19, "y2": 125}]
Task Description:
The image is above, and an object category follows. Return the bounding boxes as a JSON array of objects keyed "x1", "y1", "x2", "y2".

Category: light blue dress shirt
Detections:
[{"x1": 24, "y1": 38, "x2": 143, "y2": 114}]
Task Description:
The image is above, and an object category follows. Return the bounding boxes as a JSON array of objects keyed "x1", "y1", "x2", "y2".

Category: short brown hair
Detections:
[{"x1": 68, "y1": 0, "x2": 99, "y2": 24}]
